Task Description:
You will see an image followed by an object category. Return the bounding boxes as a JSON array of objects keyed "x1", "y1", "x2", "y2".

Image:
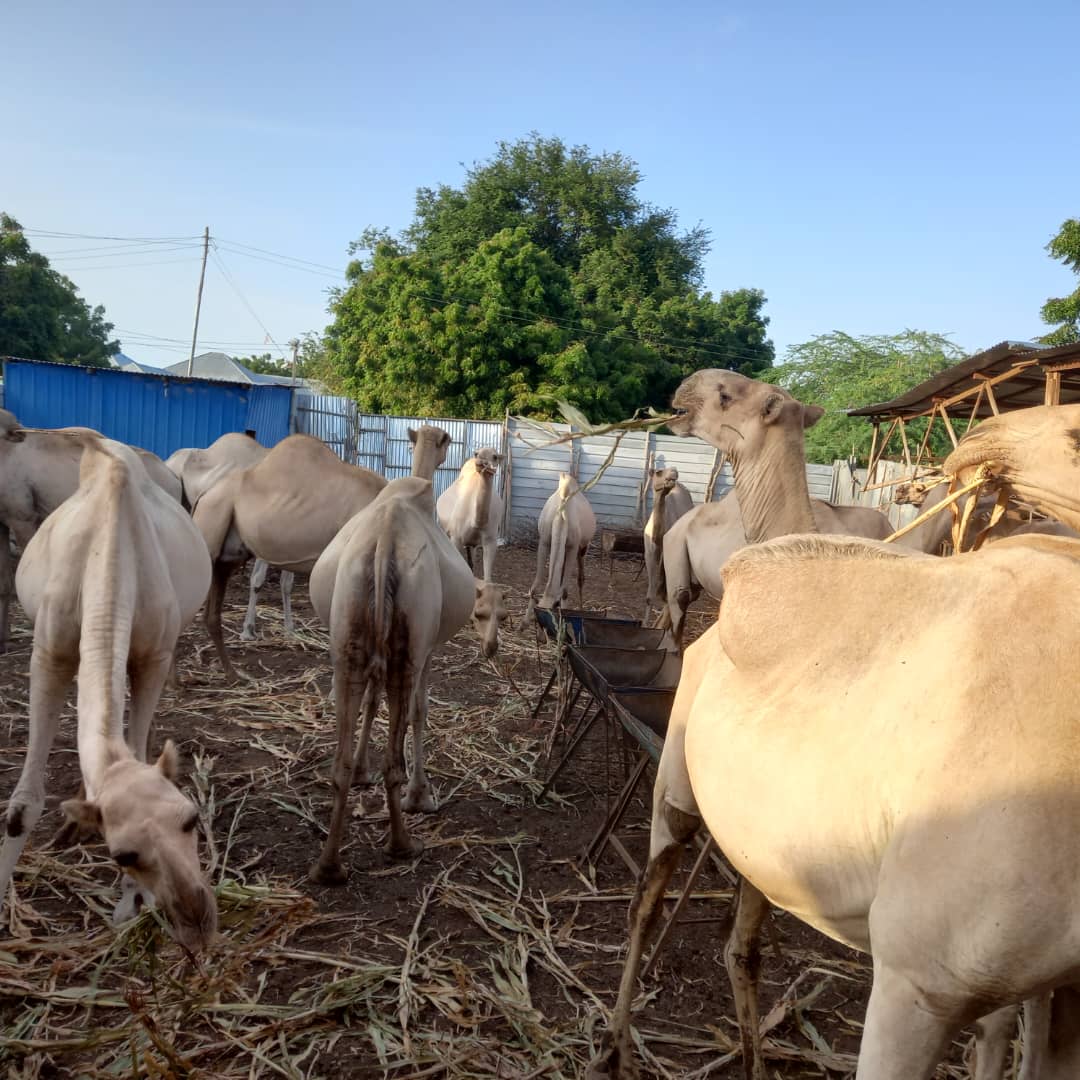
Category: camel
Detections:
[
  {"x1": 592, "y1": 371, "x2": 1072, "y2": 1080},
  {"x1": 528, "y1": 473, "x2": 597, "y2": 610},
  {"x1": 641, "y1": 467, "x2": 693, "y2": 623},
  {"x1": 659, "y1": 492, "x2": 894, "y2": 647},
  {"x1": 0, "y1": 409, "x2": 180, "y2": 653},
  {"x1": 306, "y1": 477, "x2": 510, "y2": 882},
  {"x1": 193, "y1": 426, "x2": 450, "y2": 679},
  {"x1": 165, "y1": 433, "x2": 296, "y2": 641},
  {"x1": 436, "y1": 447, "x2": 504, "y2": 580},
  {"x1": 0, "y1": 434, "x2": 216, "y2": 952}
]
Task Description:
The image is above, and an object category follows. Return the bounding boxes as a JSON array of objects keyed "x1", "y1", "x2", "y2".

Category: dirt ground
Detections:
[{"x1": 0, "y1": 544, "x2": 976, "y2": 1079}]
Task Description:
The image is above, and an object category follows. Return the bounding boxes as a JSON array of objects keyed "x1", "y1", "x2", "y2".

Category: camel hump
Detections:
[
  {"x1": 722, "y1": 533, "x2": 914, "y2": 582},
  {"x1": 76, "y1": 434, "x2": 143, "y2": 489}
]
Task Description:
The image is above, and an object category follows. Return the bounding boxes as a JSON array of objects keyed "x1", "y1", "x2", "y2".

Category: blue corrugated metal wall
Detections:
[{"x1": 1, "y1": 359, "x2": 293, "y2": 457}]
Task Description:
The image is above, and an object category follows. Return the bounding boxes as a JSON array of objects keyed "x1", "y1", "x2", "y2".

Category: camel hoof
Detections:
[
  {"x1": 402, "y1": 790, "x2": 438, "y2": 814},
  {"x1": 585, "y1": 1039, "x2": 637, "y2": 1080},
  {"x1": 309, "y1": 860, "x2": 348, "y2": 886},
  {"x1": 359, "y1": 787, "x2": 384, "y2": 814},
  {"x1": 385, "y1": 836, "x2": 424, "y2": 860},
  {"x1": 239, "y1": 627, "x2": 256, "y2": 642}
]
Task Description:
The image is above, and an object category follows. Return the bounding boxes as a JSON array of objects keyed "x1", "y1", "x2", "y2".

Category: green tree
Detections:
[
  {"x1": 326, "y1": 135, "x2": 773, "y2": 420},
  {"x1": 0, "y1": 214, "x2": 119, "y2": 366},
  {"x1": 1040, "y1": 218, "x2": 1080, "y2": 345},
  {"x1": 765, "y1": 331, "x2": 965, "y2": 465},
  {"x1": 235, "y1": 333, "x2": 334, "y2": 385}
]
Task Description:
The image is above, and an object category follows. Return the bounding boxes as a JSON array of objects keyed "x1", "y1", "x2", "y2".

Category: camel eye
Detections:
[
  {"x1": 114, "y1": 850, "x2": 140, "y2": 868},
  {"x1": 718, "y1": 389, "x2": 732, "y2": 407}
]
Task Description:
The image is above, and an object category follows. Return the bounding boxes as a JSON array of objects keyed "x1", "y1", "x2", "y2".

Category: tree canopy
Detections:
[
  {"x1": 326, "y1": 135, "x2": 773, "y2": 420},
  {"x1": 765, "y1": 330, "x2": 965, "y2": 465},
  {"x1": 1040, "y1": 218, "x2": 1080, "y2": 345},
  {"x1": 0, "y1": 214, "x2": 119, "y2": 367}
]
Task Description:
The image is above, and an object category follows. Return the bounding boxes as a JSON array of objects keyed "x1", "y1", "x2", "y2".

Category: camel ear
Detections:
[
  {"x1": 802, "y1": 405, "x2": 825, "y2": 429},
  {"x1": 760, "y1": 393, "x2": 787, "y2": 425},
  {"x1": 438, "y1": 430, "x2": 452, "y2": 448},
  {"x1": 493, "y1": 453, "x2": 504, "y2": 466},
  {"x1": 407, "y1": 428, "x2": 418, "y2": 445},
  {"x1": 61, "y1": 798, "x2": 103, "y2": 833},
  {"x1": 156, "y1": 740, "x2": 179, "y2": 782},
  {"x1": 5, "y1": 428, "x2": 26, "y2": 444}
]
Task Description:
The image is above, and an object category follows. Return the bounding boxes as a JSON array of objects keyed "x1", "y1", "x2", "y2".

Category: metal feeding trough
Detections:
[
  {"x1": 567, "y1": 645, "x2": 681, "y2": 701},
  {"x1": 533, "y1": 606, "x2": 638, "y2": 645},
  {"x1": 577, "y1": 618, "x2": 672, "y2": 651},
  {"x1": 611, "y1": 688, "x2": 675, "y2": 741}
]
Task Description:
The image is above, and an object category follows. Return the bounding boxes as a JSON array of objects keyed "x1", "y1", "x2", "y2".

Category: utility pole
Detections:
[
  {"x1": 289, "y1": 338, "x2": 300, "y2": 386},
  {"x1": 186, "y1": 226, "x2": 210, "y2": 377}
]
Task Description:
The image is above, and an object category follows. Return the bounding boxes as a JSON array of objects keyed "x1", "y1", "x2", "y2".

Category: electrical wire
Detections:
[{"x1": 209, "y1": 243, "x2": 289, "y2": 359}]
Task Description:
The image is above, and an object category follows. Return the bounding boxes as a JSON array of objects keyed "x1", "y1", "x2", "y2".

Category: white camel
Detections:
[
  {"x1": 641, "y1": 467, "x2": 693, "y2": 624},
  {"x1": 528, "y1": 473, "x2": 597, "y2": 610},
  {"x1": 659, "y1": 491, "x2": 894, "y2": 647},
  {"x1": 165, "y1": 433, "x2": 297, "y2": 641},
  {"x1": 307, "y1": 477, "x2": 510, "y2": 882},
  {"x1": 594, "y1": 372, "x2": 1080, "y2": 1080},
  {"x1": 436, "y1": 446, "x2": 504, "y2": 581},
  {"x1": 192, "y1": 425, "x2": 450, "y2": 679},
  {"x1": 0, "y1": 408, "x2": 180, "y2": 653},
  {"x1": 0, "y1": 434, "x2": 216, "y2": 951}
]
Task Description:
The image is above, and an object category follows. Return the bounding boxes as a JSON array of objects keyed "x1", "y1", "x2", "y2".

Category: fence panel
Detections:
[{"x1": 294, "y1": 392, "x2": 359, "y2": 463}]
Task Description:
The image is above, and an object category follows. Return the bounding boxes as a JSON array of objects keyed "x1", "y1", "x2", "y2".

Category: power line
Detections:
[
  {"x1": 51, "y1": 256, "x2": 205, "y2": 272},
  {"x1": 22, "y1": 228, "x2": 202, "y2": 243},
  {"x1": 209, "y1": 243, "x2": 289, "y2": 359}
]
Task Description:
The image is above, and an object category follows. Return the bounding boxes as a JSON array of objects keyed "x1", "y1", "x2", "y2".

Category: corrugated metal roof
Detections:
[{"x1": 1, "y1": 357, "x2": 293, "y2": 456}]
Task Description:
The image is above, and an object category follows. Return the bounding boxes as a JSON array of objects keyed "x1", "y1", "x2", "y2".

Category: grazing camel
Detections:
[
  {"x1": 593, "y1": 371, "x2": 1060, "y2": 1080},
  {"x1": 0, "y1": 435, "x2": 216, "y2": 951},
  {"x1": 0, "y1": 409, "x2": 180, "y2": 653},
  {"x1": 641, "y1": 467, "x2": 693, "y2": 623},
  {"x1": 436, "y1": 447, "x2": 504, "y2": 580},
  {"x1": 659, "y1": 492, "x2": 894, "y2": 646},
  {"x1": 165, "y1": 433, "x2": 297, "y2": 641},
  {"x1": 193, "y1": 426, "x2": 450, "y2": 679},
  {"x1": 529, "y1": 473, "x2": 597, "y2": 610},
  {"x1": 307, "y1": 477, "x2": 510, "y2": 882}
]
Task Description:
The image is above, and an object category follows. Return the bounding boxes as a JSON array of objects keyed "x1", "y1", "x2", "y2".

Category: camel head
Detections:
[
  {"x1": 472, "y1": 447, "x2": 503, "y2": 478},
  {"x1": 894, "y1": 480, "x2": 931, "y2": 507},
  {"x1": 669, "y1": 371, "x2": 824, "y2": 465},
  {"x1": 649, "y1": 467, "x2": 680, "y2": 494},
  {"x1": 556, "y1": 472, "x2": 581, "y2": 500},
  {"x1": 408, "y1": 426, "x2": 452, "y2": 478},
  {"x1": 944, "y1": 404, "x2": 1080, "y2": 533},
  {"x1": 472, "y1": 580, "x2": 510, "y2": 658},
  {"x1": 0, "y1": 408, "x2": 26, "y2": 443},
  {"x1": 62, "y1": 741, "x2": 217, "y2": 953}
]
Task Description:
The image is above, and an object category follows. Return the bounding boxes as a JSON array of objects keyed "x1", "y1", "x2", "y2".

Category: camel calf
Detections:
[
  {"x1": 529, "y1": 473, "x2": 597, "y2": 610},
  {"x1": 642, "y1": 467, "x2": 693, "y2": 623},
  {"x1": 437, "y1": 447, "x2": 504, "y2": 581},
  {"x1": 307, "y1": 477, "x2": 509, "y2": 883},
  {"x1": 0, "y1": 435, "x2": 216, "y2": 952}
]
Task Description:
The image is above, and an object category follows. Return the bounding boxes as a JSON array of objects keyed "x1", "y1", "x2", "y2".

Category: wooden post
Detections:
[
  {"x1": 863, "y1": 423, "x2": 880, "y2": 490},
  {"x1": 186, "y1": 226, "x2": 210, "y2": 377},
  {"x1": 914, "y1": 411, "x2": 937, "y2": 470},
  {"x1": 897, "y1": 418, "x2": 912, "y2": 469},
  {"x1": 984, "y1": 381, "x2": 1001, "y2": 416},
  {"x1": 939, "y1": 404, "x2": 960, "y2": 448},
  {"x1": 1046, "y1": 370, "x2": 1062, "y2": 406}
]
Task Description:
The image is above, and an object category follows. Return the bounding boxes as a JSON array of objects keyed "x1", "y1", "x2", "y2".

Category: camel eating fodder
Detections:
[
  {"x1": 658, "y1": 492, "x2": 895, "y2": 646},
  {"x1": 307, "y1": 477, "x2": 510, "y2": 882},
  {"x1": 641, "y1": 467, "x2": 693, "y2": 623},
  {"x1": 0, "y1": 409, "x2": 181, "y2": 653},
  {"x1": 593, "y1": 371, "x2": 1051, "y2": 1080},
  {"x1": 437, "y1": 447, "x2": 504, "y2": 580},
  {"x1": 165, "y1": 433, "x2": 297, "y2": 641},
  {"x1": 0, "y1": 435, "x2": 216, "y2": 952},
  {"x1": 528, "y1": 473, "x2": 597, "y2": 611}
]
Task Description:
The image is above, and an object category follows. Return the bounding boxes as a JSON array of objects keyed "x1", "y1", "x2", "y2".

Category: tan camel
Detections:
[
  {"x1": 307, "y1": 477, "x2": 510, "y2": 882},
  {"x1": 0, "y1": 409, "x2": 180, "y2": 653},
  {"x1": 436, "y1": 447, "x2": 504, "y2": 580},
  {"x1": 165, "y1": 433, "x2": 296, "y2": 641},
  {"x1": 642, "y1": 467, "x2": 693, "y2": 623},
  {"x1": 0, "y1": 435, "x2": 216, "y2": 951},
  {"x1": 593, "y1": 371, "x2": 1055, "y2": 1080},
  {"x1": 193, "y1": 425, "x2": 450, "y2": 679},
  {"x1": 529, "y1": 473, "x2": 597, "y2": 609},
  {"x1": 659, "y1": 492, "x2": 894, "y2": 646}
]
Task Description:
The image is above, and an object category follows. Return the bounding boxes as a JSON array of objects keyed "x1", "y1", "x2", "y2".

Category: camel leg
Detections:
[
  {"x1": 1020, "y1": 993, "x2": 1052, "y2": 1080},
  {"x1": 126, "y1": 652, "x2": 173, "y2": 763},
  {"x1": 1035, "y1": 988, "x2": 1080, "y2": 1080},
  {"x1": 971, "y1": 1003, "x2": 1018, "y2": 1080},
  {"x1": 529, "y1": 535, "x2": 551, "y2": 604},
  {"x1": 310, "y1": 664, "x2": 369, "y2": 885},
  {"x1": 0, "y1": 523, "x2": 12, "y2": 655},
  {"x1": 280, "y1": 571, "x2": 295, "y2": 636},
  {"x1": 206, "y1": 559, "x2": 239, "y2": 681},
  {"x1": 854, "y1": 963, "x2": 957, "y2": 1080},
  {"x1": 384, "y1": 664, "x2": 422, "y2": 858},
  {"x1": 403, "y1": 659, "x2": 437, "y2": 814},
  {"x1": 241, "y1": 559, "x2": 269, "y2": 641},
  {"x1": 0, "y1": 648, "x2": 76, "y2": 903},
  {"x1": 725, "y1": 879, "x2": 770, "y2": 1080},
  {"x1": 577, "y1": 543, "x2": 587, "y2": 606},
  {"x1": 481, "y1": 537, "x2": 497, "y2": 583},
  {"x1": 642, "y1": 537, "x2": 658, "y2": 624}
]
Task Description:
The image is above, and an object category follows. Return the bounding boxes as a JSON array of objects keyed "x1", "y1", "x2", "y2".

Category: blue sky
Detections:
[{"x1": 5, "y1": 0, "x2": 1077, "y2": 371}]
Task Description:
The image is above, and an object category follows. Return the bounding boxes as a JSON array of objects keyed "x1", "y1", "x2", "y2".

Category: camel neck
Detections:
[
  {"x1": 648, "y1": 487, "x2": 668, "y2": 529},
  {"x1": 466, "y1": 470, "x2": 494, "y2": 529},
  {"x1": 729, "y1": 431, "x2": 818, "y2": 543},
  {"x1": 411, "y1": 450, "x2": 439, "y2": 481}
]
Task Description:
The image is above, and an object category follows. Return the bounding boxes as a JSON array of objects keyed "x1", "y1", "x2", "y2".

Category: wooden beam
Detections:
[
  {"x1": 897, "y1": 417, "x2": 912, "y2": 468},
  {"x1": 940, "y1": 403, "x2": 960, "y2": 448},
  {"x1": 983, "y1": 380, "x2": 1000, "y2": 416},
  {"x1": 1045, "y1": 370, "x2": 1062, "y2": 406}
]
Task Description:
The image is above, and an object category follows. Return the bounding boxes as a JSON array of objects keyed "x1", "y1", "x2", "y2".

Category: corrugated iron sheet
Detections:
[{"x1": 2, "y1": 358, "x2": 292, "y2": 457}]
